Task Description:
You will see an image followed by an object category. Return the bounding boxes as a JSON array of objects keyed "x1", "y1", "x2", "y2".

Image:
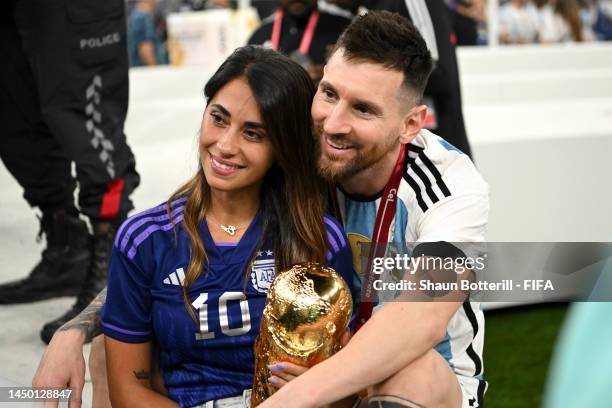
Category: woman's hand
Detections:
[
  {"x1": 267, "y1": 330, "x2": 351, "y2": 389},
  {"x1": 267, "y1": 362, "x2": 309, "y2": 388}
]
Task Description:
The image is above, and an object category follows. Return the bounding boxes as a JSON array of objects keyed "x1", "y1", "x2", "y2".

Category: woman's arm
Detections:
[{"x1": 105, "y1": 337, "x2": 179, "y2": 408}]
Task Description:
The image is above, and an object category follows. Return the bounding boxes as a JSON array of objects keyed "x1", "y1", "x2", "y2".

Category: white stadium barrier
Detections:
[{"x1": 455, "y1": 43, "x2": 612, "y2": 242}]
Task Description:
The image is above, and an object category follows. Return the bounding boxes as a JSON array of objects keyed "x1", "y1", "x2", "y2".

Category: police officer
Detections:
[{"x1": 0, "y1": 0, "x2": 140, "y2": 344}]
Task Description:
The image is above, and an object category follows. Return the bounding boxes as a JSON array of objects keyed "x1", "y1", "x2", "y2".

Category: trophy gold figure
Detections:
[{"x1": 251, "y1": 262, "x2": 353, "y2": 407}]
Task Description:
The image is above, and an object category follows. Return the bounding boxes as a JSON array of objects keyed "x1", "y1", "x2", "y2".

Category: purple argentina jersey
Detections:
[{"x1": 101, "y1": 199, "x2": 355, "y2": 408}]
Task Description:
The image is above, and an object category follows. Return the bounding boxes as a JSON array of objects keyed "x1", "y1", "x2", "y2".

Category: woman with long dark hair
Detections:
[
  {"x1": 100, "y1": 45, "x2": 354, "y2": 408},
  {"x1": 538, "y1": 0, "x2": 584, "y2": 42}
]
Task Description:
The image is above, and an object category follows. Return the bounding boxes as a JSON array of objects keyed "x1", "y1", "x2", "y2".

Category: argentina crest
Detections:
[{"x1": 251, "y1": 249, "x2": 275, "y2": 293}]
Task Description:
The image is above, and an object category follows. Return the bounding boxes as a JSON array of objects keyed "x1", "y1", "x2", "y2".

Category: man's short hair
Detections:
[{"x1": 332, "y1": 10, "x2": 433, "y2": 102}]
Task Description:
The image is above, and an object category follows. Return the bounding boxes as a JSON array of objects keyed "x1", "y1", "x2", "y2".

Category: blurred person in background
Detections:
[
  {"x1": 0, "y1": 0, "x2": 140, "y2": 343},
  {"x1": 205, "y1": 0, "x2": 237, "y2": 9},
  {"x1": 578, "y1": 0, "x2": 598, "y2": 40},
  {"x1": 536, "y1": 0, "x2": 584, "y2": 42},
  {"x1": 499, "y1": 0, "x2": 540, "y2": 43},
  {"x1": 447, "y1": 0, "x2": 487, "y2": 46},
  {"x1": 175, "y1": 0, "x2": 236, "y2": 10},
  {"x1": 128, "y1": 0, "x2": 169, "y2": 66},
  {"x1": 247, "y1": 0, "x2": 352, "y2": 84},
  {"x1": 593, "y1": 0, "x2": 612, "y2": 39}
]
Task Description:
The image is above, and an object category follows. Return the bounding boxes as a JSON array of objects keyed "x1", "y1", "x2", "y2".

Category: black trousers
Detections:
[{"x1": 0, "y1": 0, "x2": 139, "y2": 222}]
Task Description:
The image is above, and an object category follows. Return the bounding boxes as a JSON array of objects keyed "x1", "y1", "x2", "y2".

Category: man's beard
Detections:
[{"x1": 315, "y1": 125, "x2": 399, "y2": 183}]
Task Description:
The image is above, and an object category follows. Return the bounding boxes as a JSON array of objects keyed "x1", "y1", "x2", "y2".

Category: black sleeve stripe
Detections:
[
  {"x1": 407, "y1": 143, "x2": 425, "y2": 153},
  {"x1": 418, "y1": 152, "x2": 451, "y2": 197},
  {"x1": 404, "y1": 174, "x2": 429, "y2": 212},
  {"x1": 410, "y1": 163, "x2": 441, "y2": 205}
]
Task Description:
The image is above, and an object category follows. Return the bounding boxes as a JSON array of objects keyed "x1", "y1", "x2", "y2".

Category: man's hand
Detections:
[
  {"x1": 32, "y1": 329, "x2": 86, "y2": 408},
  {"x1": 33, "y1": 287, "x2": 106, "y2": 407}
]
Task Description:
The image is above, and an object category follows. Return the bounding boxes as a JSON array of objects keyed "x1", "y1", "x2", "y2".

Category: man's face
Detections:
[{"x1": 312, "y1": 49, "x2": 411, "y2": 183}]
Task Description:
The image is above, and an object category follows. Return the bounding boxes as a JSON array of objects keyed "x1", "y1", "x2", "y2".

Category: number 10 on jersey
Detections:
[{"x1": 192, "y1": 292, "x2": 252, "y2": 340}]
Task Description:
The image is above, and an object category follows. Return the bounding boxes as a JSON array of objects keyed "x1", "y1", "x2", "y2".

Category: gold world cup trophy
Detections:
[{"x1": 251, "y1": 262, "x2": 353, "y2": 406}]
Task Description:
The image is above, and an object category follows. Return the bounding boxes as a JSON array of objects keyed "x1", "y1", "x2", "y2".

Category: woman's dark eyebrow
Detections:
[
  {"x1": 210, "y1": 103, "x2": 230, "y2": 116},
  {"x1": 244, "y1": 121, "x2": 266, "y2": 129},
  {"x1": 211, "y1": 103, "x2": 265, "y2": 129}
]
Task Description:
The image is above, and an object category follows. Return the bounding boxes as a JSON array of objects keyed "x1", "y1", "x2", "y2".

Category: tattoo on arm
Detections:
[
  {"x1": 133, "y1": 370, "x2": 151, "y2": 380},
  {"x1": 59, "y1": 287, "x2": 107, "y2": 342}
]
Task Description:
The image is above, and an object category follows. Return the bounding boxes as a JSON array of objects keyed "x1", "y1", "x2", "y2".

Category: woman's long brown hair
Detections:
[{"x1": 168, "y1": 46, "x2": 328, "y2": 321}]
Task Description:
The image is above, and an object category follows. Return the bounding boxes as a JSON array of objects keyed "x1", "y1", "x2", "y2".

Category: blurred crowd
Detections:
[
  {"x1": 498, "y1": 0, "x2": 612, "y2": 44},
  {"x1": 126, "y1": 0, "x2": 612, "y2": 68}
]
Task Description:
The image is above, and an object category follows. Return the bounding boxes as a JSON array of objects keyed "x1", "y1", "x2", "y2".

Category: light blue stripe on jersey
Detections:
[
  {"x1": 344, "y1": 199, "x2": 376, "y2": 241},
  {"x1": 342, "y1": 196, "x2": 410, "y2": 304},
  {"x1": 392, "y1": 199, "x2": 409, "y2": 251},
  {"x1": 343, "y1": 198, "x2": 409, "y2": 250},
  {"x1": 343, "y1": 199, "x2": 375, "y2": 297},
  {"x1": 435, "y1": 332, "x2": 455, "y2": 369},
  {"x1": 437, "y1": 138, "x2": 464, "y2": 154}
]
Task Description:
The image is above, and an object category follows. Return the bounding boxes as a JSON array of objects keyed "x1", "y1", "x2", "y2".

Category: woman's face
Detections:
[{"x1": 200, "y1": 77, "x2": 275, "y2": 196}]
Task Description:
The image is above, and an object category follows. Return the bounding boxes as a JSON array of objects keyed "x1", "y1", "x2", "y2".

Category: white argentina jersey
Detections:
[{"x1": 336, "y1": 129, "x2": 489, "y2": 405}]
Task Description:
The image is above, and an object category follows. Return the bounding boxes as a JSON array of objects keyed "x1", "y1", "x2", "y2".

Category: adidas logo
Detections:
[{"x1": 163, "y1": 268, "x2": 186, "y2": 286}]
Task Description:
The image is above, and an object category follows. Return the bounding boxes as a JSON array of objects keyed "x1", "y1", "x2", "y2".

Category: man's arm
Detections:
[
  {"x1": 262, "y1": 185, "x2": 488, "y2": 407},
  {"x1": 58, "y1": 287, "x2": 107, "y2": 341},
  {"x1": 32, "y1": 288, "x2": 107, "y2": 408},
  {"x1": 137, "y1": 41, "x2": 158, "y2": 66},
  {"x1": 261, "y1": 300, "x2": 462, "y2": 408}
]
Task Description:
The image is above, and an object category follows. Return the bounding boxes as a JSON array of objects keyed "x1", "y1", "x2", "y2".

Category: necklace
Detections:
[{"x1": 206, "y1": 213, "x2": 247, "y2": 236}]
